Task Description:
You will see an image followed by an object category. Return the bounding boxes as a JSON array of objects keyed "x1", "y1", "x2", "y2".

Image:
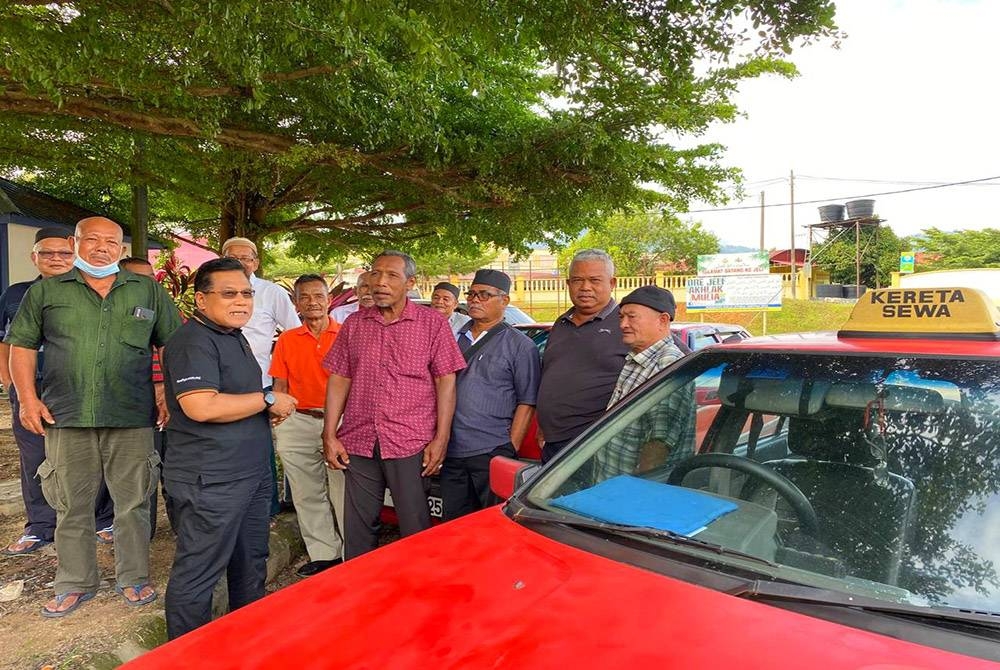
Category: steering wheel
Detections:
[{"x1": 666, "y1": 453, "x2": 819, "y2": 537}]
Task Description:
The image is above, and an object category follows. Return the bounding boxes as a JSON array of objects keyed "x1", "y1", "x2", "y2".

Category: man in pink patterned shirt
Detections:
[{"x1": 321, "y1": 251, "x2": 466, "y2": 558}]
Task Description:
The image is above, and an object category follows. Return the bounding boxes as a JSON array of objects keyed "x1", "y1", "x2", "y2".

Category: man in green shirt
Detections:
[{"x1": 5, "y1": 216, "x2": 181, "y2": 618}]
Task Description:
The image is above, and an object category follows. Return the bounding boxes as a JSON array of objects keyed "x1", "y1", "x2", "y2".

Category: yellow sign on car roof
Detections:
[{"x1": 838, "y1": 287, "x2": 1000, "y2": 340}]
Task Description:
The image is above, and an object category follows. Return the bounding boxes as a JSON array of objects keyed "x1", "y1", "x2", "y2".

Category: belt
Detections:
[{"x1": 295, "y1": 408, "x2": 325, "y2": 419}]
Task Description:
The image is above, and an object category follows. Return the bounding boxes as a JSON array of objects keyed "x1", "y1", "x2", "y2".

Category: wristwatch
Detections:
[{"x1": 263, "y1": 391, "x2": 276, "y2": 408}]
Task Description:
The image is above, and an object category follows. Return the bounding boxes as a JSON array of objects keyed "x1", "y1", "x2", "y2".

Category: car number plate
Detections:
[{"x1": 383, "y1": 490, "x2": 443, "y2": 518}]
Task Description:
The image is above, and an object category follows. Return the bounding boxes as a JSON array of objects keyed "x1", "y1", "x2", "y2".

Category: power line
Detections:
[
  {"x1": 797, "y1": 174, "x2": 1000, "y2": 187},
  {"x1": 683, "y1": 175, "x2": 1000, "y2": 214}
]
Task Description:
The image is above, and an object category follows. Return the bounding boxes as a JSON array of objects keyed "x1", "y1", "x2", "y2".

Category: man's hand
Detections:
[
  {"x1": 421, "y1": 437, "x2": 447, "y2": 477},
  {"x1": 19, "y1": 398, "x2": 54, "y2": 436},
  {"x1": 154, "y1": 383, "x2": 169, "y2": 427},
  {"x1": 323, "y1": 434, "x2": 350, "y2": 470},
  {"x1": 267, "y1": 391, "x2": 297, "y2": 427}
]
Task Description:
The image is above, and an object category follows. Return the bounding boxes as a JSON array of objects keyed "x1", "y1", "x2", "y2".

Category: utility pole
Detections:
[
  {"x1": 759, "y1": 191, "x2": 765, "y2": 251},
  {"x1": 789, "y1": 170, "x2": 796, "y2": 299}
]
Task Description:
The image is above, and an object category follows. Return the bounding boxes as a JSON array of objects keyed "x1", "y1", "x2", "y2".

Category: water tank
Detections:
[
  {"x1": 818, "y1": 204, "x2": 845, "y2": 223},
  {"x1": 843, "y1": 284, "x2": 867, "y2": 299},
  {"x1": 816, "y1": 283, "x2": 844, "y2": 298},
  {"x1": 845, "y1": 199, "x2": 875, "y2": 219}
]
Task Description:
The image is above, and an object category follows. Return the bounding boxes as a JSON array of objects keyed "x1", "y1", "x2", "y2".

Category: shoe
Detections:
[
  {"x1": 41, "y1": 591, "x2": 95, "y2": 618},
  {"x1": 2, "y1": 534, "x2": 52, "y2": 556},
  {"x1": 115, "y1": 583, "x2": 157, "y2": 607},
  {"x1": 95, "y1": 526, "x2": 114, "y2": 544},
  {"x1": 295, "y1": 559, "x2": 342, "y2": 577}
]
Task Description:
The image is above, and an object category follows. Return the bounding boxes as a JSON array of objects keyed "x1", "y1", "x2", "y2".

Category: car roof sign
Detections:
[{"x1": 838, "y1": 286, "x2": 1000, "y2": 340}]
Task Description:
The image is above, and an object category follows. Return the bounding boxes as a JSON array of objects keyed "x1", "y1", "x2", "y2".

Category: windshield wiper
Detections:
[
  {"x1": 512, "y1": 505, "x2": 778, "y2": 568},
  {"x1": 730, "y1": 580, "x2": 1000, "y2": 631}
]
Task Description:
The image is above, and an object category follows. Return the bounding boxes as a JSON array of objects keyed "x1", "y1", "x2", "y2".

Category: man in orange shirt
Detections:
[{"x1": 270, "y1": 275, "x2": 344, "y2": 576}]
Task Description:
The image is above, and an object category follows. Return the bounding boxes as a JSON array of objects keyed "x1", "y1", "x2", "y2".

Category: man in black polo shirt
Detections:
[
  {"x1": 536, "y1": 249, "x2": 629, "y2": 462},
  {"x1": 162, "y1": 257, "x2": 297, "y2": 640}
]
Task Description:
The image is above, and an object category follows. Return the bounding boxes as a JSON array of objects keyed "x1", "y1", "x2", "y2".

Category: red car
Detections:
[{"x1": 126, "y1": 286, "x2": 1000, "y2": 668}]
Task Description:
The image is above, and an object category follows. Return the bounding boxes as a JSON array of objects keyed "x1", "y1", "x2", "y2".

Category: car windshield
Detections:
[{"x1": 524, "y1": 349, "x2": 1000, "y2": 613}]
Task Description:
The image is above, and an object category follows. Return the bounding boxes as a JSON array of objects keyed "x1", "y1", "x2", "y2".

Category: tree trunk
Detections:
[
  {"x1": 130, "y1": 183, "x2": 149, "y2": 259},
  {"x1": 218, "y1": 186, "x2": 271, "y2": 270}
]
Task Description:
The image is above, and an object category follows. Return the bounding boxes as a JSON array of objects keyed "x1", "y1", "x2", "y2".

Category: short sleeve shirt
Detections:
[
  {"x1": 0, "y1": 278, "x2": 42, "y2": 381},
  {"x1": 243, "y1": 275, "x2": 301, "y2": 388},
  {"x1": 162, "y1": 313, "x2": 270, "y2": 484},
  {"x1": 268, "y1": 319, "x2": 340, "y2": 410},
  {"x1": 4, "y1": 268, "x2": 181, "y2": 427},
  {"x1": 322, "y1": 300, "x2": 466, "y2": 459}
]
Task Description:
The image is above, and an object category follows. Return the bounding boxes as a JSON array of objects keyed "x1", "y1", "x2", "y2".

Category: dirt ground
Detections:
[{"x1": 0, "y1": 401, "x2": 311, "y2": 670}]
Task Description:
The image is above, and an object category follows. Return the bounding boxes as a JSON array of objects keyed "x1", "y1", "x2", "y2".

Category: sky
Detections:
[{"x1": 683, "y1": 0, "x2": 1000, "y2": 251}]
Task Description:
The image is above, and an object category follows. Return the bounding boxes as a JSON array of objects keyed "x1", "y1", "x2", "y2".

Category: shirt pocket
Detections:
[{"x1": 121, "y1": 315, "x2": 155, "y2": 352}]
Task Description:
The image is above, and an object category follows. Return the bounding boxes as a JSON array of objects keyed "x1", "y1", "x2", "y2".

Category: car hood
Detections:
[{"x1": 126, "y1": 508, "x2": 992, "y2": 669}]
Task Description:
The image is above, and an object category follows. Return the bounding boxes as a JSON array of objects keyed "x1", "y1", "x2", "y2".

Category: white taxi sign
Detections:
[{"x1": 838, "y1": 287, "x2": 1000, "y2": 340}]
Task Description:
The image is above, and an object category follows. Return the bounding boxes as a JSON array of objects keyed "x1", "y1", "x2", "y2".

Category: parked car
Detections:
[
  {"x1": 413, "y1": 299, "x2": 535, "y2": 326},
  {"x1": 127, "y1": 286, "x2": 1000, "y2": 668}
]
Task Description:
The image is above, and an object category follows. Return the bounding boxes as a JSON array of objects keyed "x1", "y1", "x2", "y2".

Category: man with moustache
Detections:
[
  {"x1": 270, "y1": 274, "x2": 345, "y2": 577},
  {"x1": 162, "y1": 257, "x2": 297, "y2": 639},
  {"x1": 430, "y1": 281, "x2": 471, "y2": 336},
  {"x1": 6, "y1": 216, "x2": 181, "y2": 617},
  {"x1": 535, "y1": 249, "x2": 628, "y2": 462},
  {"x1": 331, "y1": 271, "x2": 375, "y2": 324},
  {"x1": 443, "y1": 269, "x2": 540, "y2": 520},
  {"x1": 0, "y1": 227, "x2": 113, "y2": 555},
  {"x1": 322, "y1": 251, "x2": 466, "y2": 558}
]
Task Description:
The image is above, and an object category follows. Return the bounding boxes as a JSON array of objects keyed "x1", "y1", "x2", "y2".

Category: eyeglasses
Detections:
[
  {"x1": 203, "y1": 289, "x2": 255, "y2": 299},
  {"x1": 35, "y1": 251, "x2": 75, "y2": 259},
  {"x1": 466, "y1": 290, "x2": 503, "y2": 302},
  {"x1": 225, "y1": 255, "x2": 257, "y2": 263}
]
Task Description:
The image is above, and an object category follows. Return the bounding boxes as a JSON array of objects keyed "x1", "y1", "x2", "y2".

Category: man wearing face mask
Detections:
[
  {"x1": 4, "y1": 216, "x2": 181, "y2": 618},
  {"x1": 0, "y1": 227, "x2": 114, "y2": 555}
]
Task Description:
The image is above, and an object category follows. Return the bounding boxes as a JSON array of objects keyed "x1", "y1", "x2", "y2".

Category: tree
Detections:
[
  {"x1": 906, "y1": 228, "x2": 1000, "y2": 271},
  {"x1": 0, "y1": 1, "x2": 839, "y2": 253},
  {"x1": 813, "y1": 225, "x2": 903, "y2": 288},
  {"x1": 557, "y1": 211, "x2": 720, "y2": 275}
]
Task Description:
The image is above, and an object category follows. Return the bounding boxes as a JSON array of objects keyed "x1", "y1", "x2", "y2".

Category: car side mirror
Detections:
[{"x1": 490, "y1": 456, "x2": 536, "y2": 500}]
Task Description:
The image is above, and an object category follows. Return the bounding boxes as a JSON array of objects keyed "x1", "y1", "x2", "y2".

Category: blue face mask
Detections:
[{"x1": 74, "y1": 255, "x2": 120, "y2": 278}]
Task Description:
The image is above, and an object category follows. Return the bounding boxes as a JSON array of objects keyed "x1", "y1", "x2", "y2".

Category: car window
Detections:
[
  {"x1": 525, "y1": 350, "x2": 1000, "y2": 613},
  {"x1": 690, "y1": 332, "x2": 719, "y2": 350}
]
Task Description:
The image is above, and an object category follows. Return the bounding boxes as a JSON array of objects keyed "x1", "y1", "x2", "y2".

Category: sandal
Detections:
[
  {"x1": 95, "y1": 526, "x2": 114, "y2": 544},
  {"x1": 2, "y1": 534, "x2": 52, "y2": 556},
  {"x1": 41, "y1": 591, "x2": 95, "y2": 618},
  {"x1": 115, "y1": 583, "x2": 157, "y2": 607}
]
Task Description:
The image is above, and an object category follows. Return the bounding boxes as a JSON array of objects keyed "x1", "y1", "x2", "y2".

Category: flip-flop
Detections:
[
  {"x1": 2, "y1": 534, "x2": 52, "y2": 556},
  {"x1": 115, "y1": 583, "x2": 157, "y2": 607},
  {"x1": 95, "y1": 526, "x2": 114, "y2": 544},
  {"x1": 41, "y1": 591, "x2": 95, "y2": 618}
]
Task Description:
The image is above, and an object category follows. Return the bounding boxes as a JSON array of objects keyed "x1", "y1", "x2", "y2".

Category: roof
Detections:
[{"x1": 0, "y1": 177, "x2": 103, "y2": 227}]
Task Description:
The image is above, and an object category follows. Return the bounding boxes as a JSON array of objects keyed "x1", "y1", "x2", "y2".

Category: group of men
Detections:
[{"x1": 0, "y1": 219, "x2": 687, "y2": 640}]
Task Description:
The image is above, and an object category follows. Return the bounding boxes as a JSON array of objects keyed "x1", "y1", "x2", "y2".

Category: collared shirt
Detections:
[
  {"x1": 243, "y1": 274, "x2": 301, "y2": 387},
  {"x1": 0, "y1": 277, "x2": 43, "y2": 381},
  {"x1": 162, "y1": 312, "x2": 269, "y2": 484},
  {"x1": 330, "y1": 301, "x2": 359, "y2": 325},
  {"x1": 4, "y1": 268, "x2": 181, "y2": 427},
  {"x1": 536, "y1": 299, "x2": 629, "y2": 443},
  {"x1": 448, "y1": 311, "x2": 471, "y2": 337},
  {"x1": 607, "y1": 335, "x2": 686, "y2": 408},
  {"x1": 449, "y1": 323, "x2": 541, "y2": 457},
  {"x1": 322, "y1": 300, "x2": 466, "y2": 459},
  {"x1": 269, "y1": 318, "x2": 341, "y2": 409}
]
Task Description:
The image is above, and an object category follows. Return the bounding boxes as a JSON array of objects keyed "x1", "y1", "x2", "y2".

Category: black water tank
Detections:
[
  {"x1": 843, "y1": 285, "x2": 867, "y2": 299},
  {"x1": 846, "y1": 199, "x2": 875, "y2": 219},
  {"x1": 818, "y1": 204, "x2": 845, "y2": 223},
  {"x1": 816, "y1": 283, "x2": 844, "y2": 298}
]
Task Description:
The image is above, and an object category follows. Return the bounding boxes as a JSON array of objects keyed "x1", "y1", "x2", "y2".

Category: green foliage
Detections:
[
  {"x1": 557, "y1": 211, "x2": 720, "y2": 275},
  {"x1": 813, "y1": 225, "x2": 903, "y2": 287},
  {"x1": 907, "y1": 228, "x2": 1000, "y2": 270},
  {"x1": 0, "y1": 0, "x2": 839, "y2": 255}
]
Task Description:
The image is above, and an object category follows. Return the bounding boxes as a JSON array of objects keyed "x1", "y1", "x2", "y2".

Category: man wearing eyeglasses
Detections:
[
  {"x1": 443, "y1": 269, "x2": 540, "y2": 520},
  {"x1": 0, "y1": 227, "x2": 114, "y2": 556},
  {"x1": 221, "y1": 237, "x2": 300, "y2": 516}
]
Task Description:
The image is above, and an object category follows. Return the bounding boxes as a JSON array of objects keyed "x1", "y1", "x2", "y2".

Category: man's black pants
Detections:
[
  {"x1": 164, "y1": 469, "x2": 271, "y2": 640},
  {"x1": 344, "y1": 443, "x2": 430, "y2": 560},
  {"x1": 440, "y1": 443, "x2": 516, "y2": 522}
]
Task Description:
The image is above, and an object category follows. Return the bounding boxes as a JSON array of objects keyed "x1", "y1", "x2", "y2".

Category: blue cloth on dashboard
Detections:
[{"x1": 550, "y1": 475, "x2": 737, "y2": 536}]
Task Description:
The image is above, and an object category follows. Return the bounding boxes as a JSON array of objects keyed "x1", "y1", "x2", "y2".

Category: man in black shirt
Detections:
[{"x1": 162, "y1": 257, "x2": 297, "y2": 640}]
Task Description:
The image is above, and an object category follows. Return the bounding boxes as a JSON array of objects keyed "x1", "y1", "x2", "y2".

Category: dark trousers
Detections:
[
  {"x1": 148, "y1": 429, "x2": 175, "y2": 538},
  {"x1": 164, "y1": 470, "x2": 271, "y2": 640},
  {"x1": 344, "y1": 443, "x2": 430, "y2": 560},
  {"x1": 9, "y1": 385, "x2": 113, "y2": 541},
  {"x1": 440, "y1": 443, "x2": 517, "y2": 522},
  {"x1": 541, "y1": 438, "x2": 573, "y2": 465}
]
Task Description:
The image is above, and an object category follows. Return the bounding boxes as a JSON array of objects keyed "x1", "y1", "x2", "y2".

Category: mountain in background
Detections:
[{"x1": 719, "y1": 244, "x2": 759, "y2": 253}]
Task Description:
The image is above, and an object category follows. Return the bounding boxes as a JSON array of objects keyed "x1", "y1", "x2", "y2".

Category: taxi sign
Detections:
[{"x1": 838, "y1": 286, "x2": 1000, "y2": 340}]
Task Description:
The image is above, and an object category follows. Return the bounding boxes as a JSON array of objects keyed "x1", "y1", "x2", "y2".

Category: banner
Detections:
[
  {"x1": 686, "y1": 274, "x2": 784, "y2": 312},
  {"x1": 696, "y1": 251, "x2": 770, "y2": 277}
]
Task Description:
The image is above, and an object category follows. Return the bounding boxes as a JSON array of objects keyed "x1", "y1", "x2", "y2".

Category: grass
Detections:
[{"x1": 519, "y1": 299, "x2": 857, "y2": 337}]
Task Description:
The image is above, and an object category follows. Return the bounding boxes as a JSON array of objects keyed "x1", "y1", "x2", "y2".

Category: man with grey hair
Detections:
[
  {"x1": 331, "y1": 271, "x2": 375, "y2": 324},
  {"x1": 321, "y1": 250, "x2": 466, "y2": 558},
  {"x1": 536, "y1": 248, "x2": 628, "y2": 462}
]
